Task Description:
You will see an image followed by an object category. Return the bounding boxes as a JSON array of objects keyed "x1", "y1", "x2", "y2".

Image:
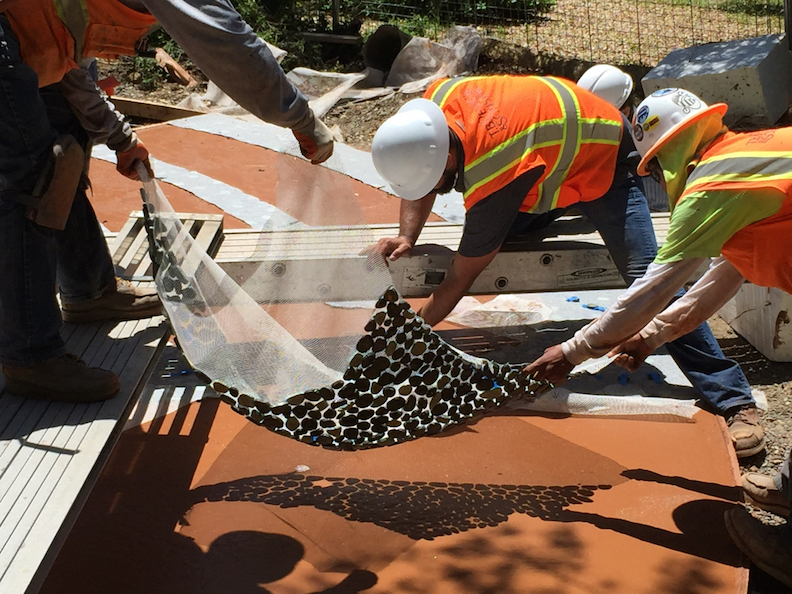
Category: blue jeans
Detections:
[
  {"x1": 0, "y1": 15, "x2": 114, "y2": 367},
  {"x1": 509, "y1": 176, "x2": 755, "y2": 416}
]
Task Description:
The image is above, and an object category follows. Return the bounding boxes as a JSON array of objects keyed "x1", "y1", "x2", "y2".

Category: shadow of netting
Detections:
[{"x1": 188, "y1": 473, "x2": 611, "y2": 540}]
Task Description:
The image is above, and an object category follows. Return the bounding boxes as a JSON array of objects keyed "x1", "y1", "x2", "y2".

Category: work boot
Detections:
[
  {"x1": 61, "y1": 278, "x2": 162, "y2": 323},
  {"x1": 2, "y1": 353, "x2": 120, "y2": 402},
  {"x1": 742, "y1": 472, "x2": 792, "y2": 517},
  {"x1": 726, "y1": 405, "x2": 766, "y2": 458},
  {"x1": 724, "y1": 508, "x2": 792, "y2": 589}
]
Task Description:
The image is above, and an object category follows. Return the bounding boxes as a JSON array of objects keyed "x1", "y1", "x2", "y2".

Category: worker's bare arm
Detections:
[
  {"x1": 417, "y1": 247, "x2": 499, "y2": 326},
  {"x1": 367, "y1": 193, "x2": 436, "y2": 260}
]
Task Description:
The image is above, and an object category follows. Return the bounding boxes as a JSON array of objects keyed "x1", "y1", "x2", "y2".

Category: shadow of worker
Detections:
[{"x1": 200, "y1": 531, "x2": 377, "y2": 594}]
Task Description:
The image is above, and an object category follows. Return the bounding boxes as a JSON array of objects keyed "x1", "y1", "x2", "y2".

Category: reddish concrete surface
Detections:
[
  {"x1": 88, "y1": 123, "x2": 444, "y2": 233},
  {"x1": 39, "y1": 398, "x2": 747, "y2": 594},
  {"x1": 89, "y1": 155, "x2": 249, "y2": 232},
  {"x1": 44, "y1": 122, "x2": 749, "y2": 594}
]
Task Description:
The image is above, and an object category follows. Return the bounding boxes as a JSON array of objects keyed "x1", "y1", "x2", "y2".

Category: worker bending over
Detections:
[
  {"x1": 524, "y1": 87, "x2": 792, "y2": 588},
  {"x1": 369, "y1": 74, "x2": 763, "y2": 457}
]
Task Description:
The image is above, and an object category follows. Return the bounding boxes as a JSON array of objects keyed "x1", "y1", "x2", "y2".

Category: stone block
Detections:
[
  {"x1": 642, "y1": 34, "x2": 792, "y2": 126},
  {"x1": 719, "y1": 284, "x2": 792, "y2": 362}
]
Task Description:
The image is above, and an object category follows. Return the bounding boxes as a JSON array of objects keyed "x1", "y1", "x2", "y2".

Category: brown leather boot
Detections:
[
  {"x1": 724, "y1": 508, "x2": 792, "y2": 589},
  {"x1": 742, "y1": 472, "x2": 792, "y2": 516},
  {"x1": 2, "y1": 354, "x2": 120, "y2": 402},
  {"x1": 727, "y1": 406, "x2": 766, "y2": 458},
  {"x1": 61, "y1": 278, "x2": 162, "y2": 323}
]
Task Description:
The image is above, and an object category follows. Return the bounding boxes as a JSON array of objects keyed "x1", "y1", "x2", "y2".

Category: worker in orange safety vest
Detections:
[
  {"x1": 523, "y1": 87, "x2": 792, "y2": 589},
  {"x1": 369, "y1": 74, "x2": 763, "y2": 458},
  {"x1": 0, "y1": 0, "x2": 334, "y2": 403}
]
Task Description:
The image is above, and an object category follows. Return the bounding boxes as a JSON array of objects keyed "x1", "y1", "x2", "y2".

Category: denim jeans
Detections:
[
  {"x1": 0, "y1": 15, "x2": 114, "y2": 367},
  {"x1": 509, "y1": 176, "x2": 755, "y2": 416}
]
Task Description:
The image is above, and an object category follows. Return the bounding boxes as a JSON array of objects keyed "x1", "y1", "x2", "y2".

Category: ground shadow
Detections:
[{"x1": 187, "y1": 471, "x2": 741, "y2": 567}]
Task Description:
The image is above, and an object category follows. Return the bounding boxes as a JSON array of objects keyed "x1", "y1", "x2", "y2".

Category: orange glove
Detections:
[
  {"x1": 116, "y1": 138, "x2": 153, "y2": 180},
  {"x1": 292, "y1": 111, "x2": 334, "y2": 164}
]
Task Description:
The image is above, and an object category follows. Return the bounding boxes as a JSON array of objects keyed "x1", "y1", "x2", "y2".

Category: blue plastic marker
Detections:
[
  {"x1": 582, "y1": 303, "x2": 607, "y2": 312},
  {"x1": 566, "y1": 296, "x2": 580, "y2": 302}
]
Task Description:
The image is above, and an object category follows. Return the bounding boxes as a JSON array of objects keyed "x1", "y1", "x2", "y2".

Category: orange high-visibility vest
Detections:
[
  {"x1": 679, "y1": 129, "x2": 792, "y2": 292},
  {"x1": 425, "y1": 76, "x2": 624, "y2": 213},
  {"x1": 6, "y1": 0, "x2": 156, "y2": 87}
]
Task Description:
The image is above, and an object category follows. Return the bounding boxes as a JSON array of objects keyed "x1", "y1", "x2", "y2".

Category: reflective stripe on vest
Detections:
[
  {"x1": 686, "y1": 151, "x2": 792, "y2": 191},
  {"x1": 429, "y1": 77, "x2": 621, "y2": 212},
  {"x1": 54, "y1": 0, "x2": 89, "y2": 61}
]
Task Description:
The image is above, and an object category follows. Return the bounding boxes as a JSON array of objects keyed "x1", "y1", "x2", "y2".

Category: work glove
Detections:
[
  {"x1": 292, "y1": 110, "x2": 334, "y2": 164},
  {"x1": 116, "y1": 135, "x2": 154, "y2": 180}
]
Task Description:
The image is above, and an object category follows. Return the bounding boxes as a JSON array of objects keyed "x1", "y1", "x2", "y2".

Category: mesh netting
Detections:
[{"x1": 140, "y1": 156, "x2": 550, "y2": 449}]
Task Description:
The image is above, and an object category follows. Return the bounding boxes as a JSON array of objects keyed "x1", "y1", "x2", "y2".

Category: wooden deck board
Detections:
[
  {"x1": 0, "y1": 212, "x2": 224, "y2": 594},
  {"x1": 213, "y1": 213, "x2": 686, "y2": 300}
]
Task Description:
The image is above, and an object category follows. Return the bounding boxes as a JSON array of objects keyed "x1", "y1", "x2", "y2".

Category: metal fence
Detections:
[{"x1": 333, "y1": 0, "x2": 784, "y2": 66}]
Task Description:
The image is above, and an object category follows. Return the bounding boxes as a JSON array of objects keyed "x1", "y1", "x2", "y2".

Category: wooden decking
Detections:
[
  {"x1": 214, "y1": 213, "x2": 677, "y2": 300},
  {"x1": 0, "y1": 305, "x2": 167, "y2": 594},
  {"x1": 0, "y1": 212, "x2": 224, "y2": 594}
]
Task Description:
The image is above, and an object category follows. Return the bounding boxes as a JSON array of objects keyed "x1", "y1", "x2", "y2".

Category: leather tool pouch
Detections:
[{"x1": 24, "y1": 134, "x2": 85, "y2": 230}]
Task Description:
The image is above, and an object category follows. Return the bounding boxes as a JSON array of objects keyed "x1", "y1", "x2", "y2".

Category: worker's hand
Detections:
[
  {"x1": 522, "y1": 344, "x2": 574, "y2": 385},
  {"x1": 608, "y1": 333, "x2": 653, "y2": 372},
  {"x1": 116, "y1": 139, "x2": 153, "y2": 180},
  {"x1": 362, "y1": 235, "x2": 413, "y2": 262},
  {"x1": 292, "y1": 110, "x2": 334, "y2": 164}
]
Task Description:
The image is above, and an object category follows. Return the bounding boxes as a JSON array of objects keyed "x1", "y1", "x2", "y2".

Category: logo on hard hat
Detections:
[
  {"x1": 671, "y1": 90, "x2": 700, "y2": 114},
  {"x1": 632, "y1": 123, "x2": 644, "y2": 142},
  {"x1": 636, "y1": 105, "x2": 650, "y2": 124},
  {"x1": 643, "y1": 115, "x2": 660, "y2": 132},
  {"x1": 651, "y1": 88, "x2": 677, "y2": 97}
]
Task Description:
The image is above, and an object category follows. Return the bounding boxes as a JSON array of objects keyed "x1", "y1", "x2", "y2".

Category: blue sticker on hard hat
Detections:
[
  {"x1": 651, "y1": 88, "x2": 678, "y2": 97},
  {"x1": 671, "y1": 91, "x2": 700, "y2": 113},
  {"x1": 643, "y1": 115, "x2": 660, "y2": 132},
  {"x1": 632, "y1": 123, "x2": 644, "y2": 142},
  {"x1": 636, "y1": 105, "x2": 649, "y2": 124}
]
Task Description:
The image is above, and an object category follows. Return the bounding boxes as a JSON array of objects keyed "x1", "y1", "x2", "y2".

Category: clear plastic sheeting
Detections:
[
  {"x1": 142, "y1": 175, "x2": 348, "y2": 404},
  {"x1": 509, "y1": 388, "x2": 699, "y2": 419},
  {"x1": 138, "y1": 160, "x2": 549, "y2": 450}
]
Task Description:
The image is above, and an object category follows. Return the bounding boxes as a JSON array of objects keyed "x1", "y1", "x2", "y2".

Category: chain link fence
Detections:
[{"x1": 329, "y1": 0, "x2": 784, "y2": 66}]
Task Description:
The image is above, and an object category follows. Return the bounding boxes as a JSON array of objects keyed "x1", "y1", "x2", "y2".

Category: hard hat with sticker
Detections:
[
  {"x1": 631, "y1": 88, "x2": 728, "y2": 175},
  {"x1": 636, "y1": 105, "x2": 649, "y2": 124}
]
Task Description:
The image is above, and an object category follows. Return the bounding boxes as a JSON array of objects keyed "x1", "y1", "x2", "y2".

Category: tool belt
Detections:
[{"x1": 14, "y1": 134, "x2": 85, "y2": 230}]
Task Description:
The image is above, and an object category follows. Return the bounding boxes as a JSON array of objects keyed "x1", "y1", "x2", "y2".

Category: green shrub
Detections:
[{"x1": 717, "y1": 0, "x2": 783, "y2": 15}]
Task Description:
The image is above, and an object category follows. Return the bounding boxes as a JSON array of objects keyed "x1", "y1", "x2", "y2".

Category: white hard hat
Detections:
[
  {"x1": 371, "y1": 98, "x2": 450, "y2": 201},
  {"x1": 632, "y1": 88, "x2": 728, "y2": 175},
  {"x1": 577, "y1": 64, "x2": 634, "y2": 109}
]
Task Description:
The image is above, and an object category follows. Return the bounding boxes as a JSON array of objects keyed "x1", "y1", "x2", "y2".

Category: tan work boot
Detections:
[
  {"x1": 2, "y1": 353, "x2": 120, "y2": 402},
  {"x1": 724, "y1": 508, "x2": 792, "y2": 589},
  {"x1": 742, "y1": 472, "x2": 792, "y2": 517},
  {"x1": 62, "y1": 278, "x2": 162, "y2": 323},
  {"x1": 727, "y1": 406, "x2": 766, "y2": 458}
]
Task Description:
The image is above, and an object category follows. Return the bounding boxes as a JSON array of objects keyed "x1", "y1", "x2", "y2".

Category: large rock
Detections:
[{"x1": 642, "y1": 34, "x2": 792, "y2": 127}]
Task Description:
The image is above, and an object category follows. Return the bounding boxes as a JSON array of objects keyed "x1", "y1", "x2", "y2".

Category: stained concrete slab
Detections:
[{"x1": 39, "y1": 114, "x2": 749, "y2": 594}]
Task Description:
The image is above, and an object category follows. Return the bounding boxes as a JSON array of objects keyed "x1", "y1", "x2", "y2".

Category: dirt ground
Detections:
[{"x1": 102, "y1": 54, "x2": 791, "y2": 593}]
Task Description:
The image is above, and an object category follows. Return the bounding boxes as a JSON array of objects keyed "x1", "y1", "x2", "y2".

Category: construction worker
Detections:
[
  {"x1": 369, "y1": 74, "x2": 764, "y2": 457},
  {"x1": 0, "y1": 0, "x2": 334, "y2": 402},
  {"x1": 577, "y1": 63, "x2": 635, "y2": 117},
  {"x1": 522, "y1": 87, "x2": 792, "y2": 587}
]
